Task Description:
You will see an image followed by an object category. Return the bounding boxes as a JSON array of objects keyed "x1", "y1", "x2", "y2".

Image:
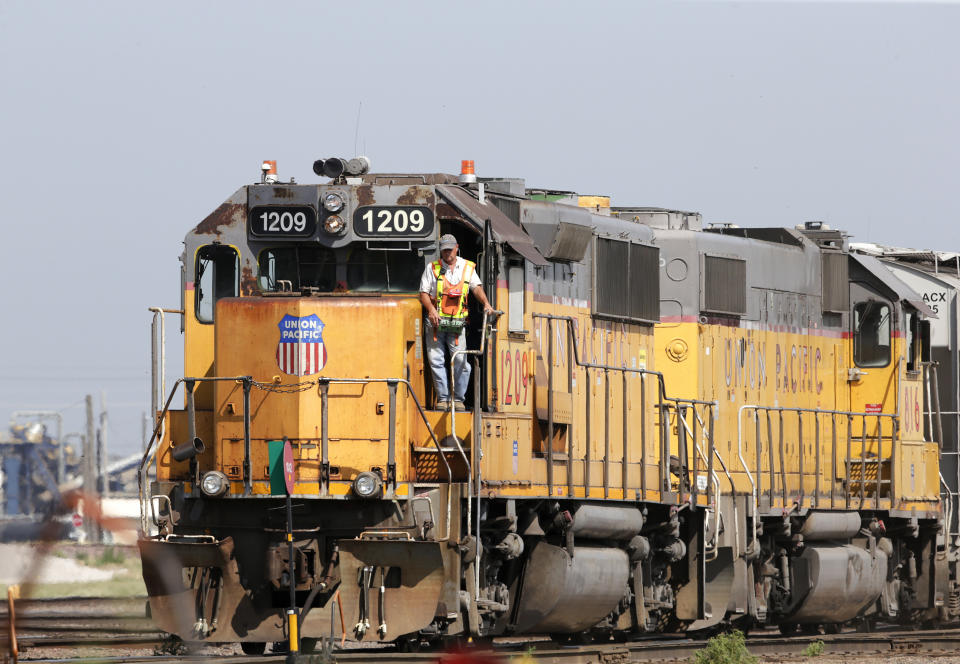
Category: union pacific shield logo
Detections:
[{"x1": 276, "y1": 314, "x2": 327, "y2": 376}]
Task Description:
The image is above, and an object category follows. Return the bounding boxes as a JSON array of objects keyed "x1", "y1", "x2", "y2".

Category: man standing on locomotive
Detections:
[{"x1": 419, "y1": 233, "x2": 495, "y2": 411}]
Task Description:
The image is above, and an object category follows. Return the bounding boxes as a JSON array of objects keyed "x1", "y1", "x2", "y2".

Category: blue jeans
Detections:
[{"x1": 425, "y1": 319, "x2": 471, "y2": 402}]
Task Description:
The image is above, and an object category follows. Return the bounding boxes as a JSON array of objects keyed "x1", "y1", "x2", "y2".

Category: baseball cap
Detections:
[{"x1": 439, "y1": 234, "x2": 458, "y2": 250}]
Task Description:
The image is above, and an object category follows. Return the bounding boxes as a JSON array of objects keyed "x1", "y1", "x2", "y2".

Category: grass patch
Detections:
[
  {"x1": 692, "y1": 630, "x2": 758, "y2": 664},
  {"x1": 2, "y1": 552, "x2": 146, "y2": 599},
  {"x1": 802, "y1": 640, "x2": 825, "y2": 657},
  {"x1": 97, "y1": 546, "x2": 126, "y2": 565}
]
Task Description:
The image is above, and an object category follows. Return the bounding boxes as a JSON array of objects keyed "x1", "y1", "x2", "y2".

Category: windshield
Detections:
[{"x1": 258, "y1": 245, "x2": 422, "y2": 293}]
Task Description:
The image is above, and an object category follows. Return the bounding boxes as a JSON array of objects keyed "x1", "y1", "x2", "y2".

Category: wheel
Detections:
[
  {"x1": 300, "y1": 637, "x2": 318, "y2": 654},
  {"x1": 732, "y1": 616, "x2": 755, "y2": 637},
  {"x1": 240, "y1": 641, "x2": 266, "y2": 655},
  {"x1": 778, "y1": 623, "x2": 798, "y2": 636},
  {"x1": 800, "y1": 623, "x2": 821, "y2": 635},
  {"x1": 823, "y1": 624, "x2": 841, "y2": 634},
  {"x1": 855, "y1": 618, "x2": 875, "y2": 633},
  {"x1": 552, "y1": 633, "x2": 590, "y2": 646},
  {"x1": 397, "y1": 636, "x2": 421, "y2": 652},
  {"x1": 441, "y1": 636, "x2": 466, "y2": 650}
]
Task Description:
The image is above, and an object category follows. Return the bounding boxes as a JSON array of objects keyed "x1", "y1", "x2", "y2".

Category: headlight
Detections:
[
  {"x1": 200, "y1": 470, "x2": 229, "y2": 497},
  {"x1": 353, "y1": 471, "x2": 381, "y2": 498},
  {"x1": 323, "y1": 193, "x2": 345, "y2": 212},
  {"x1": 324, "y1": 214, "x2": 346, "y2": 235}
]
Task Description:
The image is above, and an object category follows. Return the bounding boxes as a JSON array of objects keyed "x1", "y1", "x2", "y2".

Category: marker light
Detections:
[
  {"x1": 353, "y1": 471, "x2": 381, "y2": 498},
  {"x1": 262, "y1": 160, "x2": 278, "y2": 184},
  {"x1": 324, "y1": 214, "x2": 346, "y2": 234},
  {"x1": 200, "y1": 470, "x2": 229, "y2": 497},
  {"x1": 323, "y1": 193, "x2": 345, "y2": 213},
  {"x1": 459, "y1": 159, "x2": 476, "y2": 184}
]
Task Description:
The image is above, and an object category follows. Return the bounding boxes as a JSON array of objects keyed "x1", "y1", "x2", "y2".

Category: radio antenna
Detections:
[{"x1": 354, "y1": 101, "x2": 362, "y2": 157}]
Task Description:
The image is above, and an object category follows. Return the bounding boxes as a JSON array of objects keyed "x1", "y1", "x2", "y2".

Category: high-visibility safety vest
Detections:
[{"x1": 433, "y1": 259, "x2": 475, "y2": 332}]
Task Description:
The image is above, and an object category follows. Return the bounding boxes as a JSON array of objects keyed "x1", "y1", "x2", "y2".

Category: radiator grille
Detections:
[
  {"x1": 703, "y1": 255, "x2": 746, "y2": 315},
  {"x1": 821, "y1": 252, "x2": 849, "y2": 313},
  {"x1": 594, "y1": 238, "x2": 659, "y2": 323},
  {"x1": 630, "y1": 244, "x2": 660, "y2": 321}
]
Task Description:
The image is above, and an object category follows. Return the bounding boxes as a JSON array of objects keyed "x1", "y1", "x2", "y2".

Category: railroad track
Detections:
[
  {"x1": 1, "y1": 595, "x2": 164, "y2": 654},
  {"x1": 6, "y1": 597, "x2": 960, "y2": 664},
  {"x1": 10, "y1": 628, "x2": 960, "y2": 663}
]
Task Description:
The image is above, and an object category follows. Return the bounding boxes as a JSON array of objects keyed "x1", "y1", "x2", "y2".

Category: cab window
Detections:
[
  {"x1": 853, "y1": 300, "x2": 891, "y2": 367},
  {"x1": 508, "y1": 260, "x2": 526, "y2": 332},
  {"x1": 906, "y1": 311, "x2": 916, "y2": 372},
  {"x1": 345, "y1": 247, "x2": 421, "y2": 293},
  {"x1": 195, "y1": 245, "x2": 239, "y2": 323},
  {"x1": 258, "y1": 245, "x2": 422, "y2": 293},
  {"x1": 259, "y1": 246, "x2": 336, "y2": 292},
  {"x1": 905, "y1": 311, "x2": 928, "y2": 373}
]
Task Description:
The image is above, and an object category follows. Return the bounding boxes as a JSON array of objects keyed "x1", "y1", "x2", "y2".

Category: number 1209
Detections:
[
  {"x1": 248, "y1": 206, "x2": 316, "y2": 237},
  {"x1": 260, "y1": 210, "x2": 308, "y2": 232},
  {"x1": 354, "y1": 205, "x2": 434, "y2": 238}
]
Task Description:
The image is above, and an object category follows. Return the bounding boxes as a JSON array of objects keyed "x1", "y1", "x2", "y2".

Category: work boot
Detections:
[
  {"x1": 454, "y1": 400, "x2": 468, "y2": 411},
  {"x1": 436, "y1": 400, "x2": 451, "y2": 410}
]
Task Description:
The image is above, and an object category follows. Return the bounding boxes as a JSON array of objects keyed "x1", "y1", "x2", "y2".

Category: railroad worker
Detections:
[{"x1": 419, "y1": 233, "x2": 495, "y2": 411}]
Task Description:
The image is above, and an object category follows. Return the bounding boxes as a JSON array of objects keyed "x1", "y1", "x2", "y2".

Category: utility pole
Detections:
[
  {"x1": 99, "y1": 391, "x2": 109, "y2": 499},
  {"x1": 83, "y1": 395, "x2": 98, "y2": 543}
]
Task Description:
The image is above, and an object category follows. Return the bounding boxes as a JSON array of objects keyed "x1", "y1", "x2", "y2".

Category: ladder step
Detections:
[{"x1": 413, "y1": 447, "x2": 463, "y2": 454}]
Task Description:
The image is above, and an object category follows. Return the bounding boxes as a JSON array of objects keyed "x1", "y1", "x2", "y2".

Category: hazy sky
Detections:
[{"x1": 1, "y1": 1, "x2": 957, "y2": 455}]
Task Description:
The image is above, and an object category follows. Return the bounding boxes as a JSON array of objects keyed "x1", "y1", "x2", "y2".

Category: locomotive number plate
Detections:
[
  {"x1": 249, "y1": 206, "x2": 317, "y2": 238},
  {"x1": 353, "y1": 206, "x2": 435, "y2": 238}
]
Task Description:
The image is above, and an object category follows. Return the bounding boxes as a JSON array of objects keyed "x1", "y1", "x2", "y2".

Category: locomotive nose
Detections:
[
  {"x1": 208, "y1": 295, "x2": 425, "y2": 492},
  {"x1": 215, "y1": 296, "x2": 419, "y2": 383}
]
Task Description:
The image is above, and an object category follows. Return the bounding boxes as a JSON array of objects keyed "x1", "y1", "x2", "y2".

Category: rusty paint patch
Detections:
[
  {"x1": 271, "y1": 187, "x2": 296, "y2": 199},
  {"x1": 356, "y1": 185, "x2": 374, "y2": 207},
  {"x1": 196, "y1": 202, "x2": 244, "y2": 236},
  {"x1": 436, "y1": 203, "x2": 465, "y2": 221},
  {"x1": 240, "y1": 265, "x2": 257, "y2": 296},
  {"x1": 396, "y1": 186, "x2": 436, "y2": 207}
]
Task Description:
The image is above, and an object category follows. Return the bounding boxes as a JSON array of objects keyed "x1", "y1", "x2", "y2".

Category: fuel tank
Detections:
[
  {"x1": 789, "y1": 544, "x2": 887, "y2": 623},
  {"x1": 570, "y1": 504, "x2": 644, "y2": 540},
  {"x1": 798, "y1": 512, "x2": 862, "y2": 541},
  {"x1": 513, "y1": 542, "x2": 629, "y2": 633}
]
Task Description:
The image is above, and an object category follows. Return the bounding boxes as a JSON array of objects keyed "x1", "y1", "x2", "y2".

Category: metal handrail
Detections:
[
  {"x1": 531, "y1": 313, "x2": 716, "y2": 499},
  {"x1": 665, "y1": 403, "x2": 721, "y2": 506},
  {"x1": 939, "y1": 472, "x2": 956, "y2": 548},
  {"x1": 736, "y1": 405, "x2": 900, "y2": 554},
  {"x1": 313, "y1": 377, "x2": 457, "y2": 541},
  {"x1": 138, "y1": 374, "x2": 457, "y2": 541},
  {"x1": 448, "y1": 309, "x2": 502, "y2": 602},
  {"x1": 139, "y1": 377, "x2": 184, "y2": 534},
  {"x1": 138, "y1": 376, "x2": 252, "y2": 534},
  {"x1": 667, "y1": 404, "x2": 727, "y2": 559},
  {"x1": 712, "y1": 448, "x2": 740, "y2": 558}
]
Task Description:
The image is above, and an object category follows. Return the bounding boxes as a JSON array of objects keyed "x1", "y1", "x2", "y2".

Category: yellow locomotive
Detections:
[
  {"x1": 648, "y1": 218, "x2": 950, "y2": 630},
  {"x1": 138, "y1": 159, "x2": 955, "y2": 651}
]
